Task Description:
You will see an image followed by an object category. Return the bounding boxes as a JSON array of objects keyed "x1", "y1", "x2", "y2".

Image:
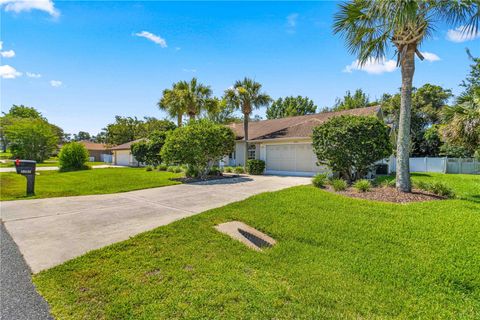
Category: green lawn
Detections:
[
  {"x1": 33, "y1": 173, "x2": 480, "y2": 319},
  {"x1": 0, "y1": 168, "x2": 182, "y2": 200},
  {"x1": 0, "y1": 160, "x2": 105, "y2": 168}
]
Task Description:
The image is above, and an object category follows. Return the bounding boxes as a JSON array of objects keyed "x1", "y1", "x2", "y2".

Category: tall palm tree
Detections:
[
  {"x1": 175, "y1": 78, "x2": 212, "y2": 121},
  {"x1": 158, "y1": 87, "x2": 185, "y2": 127},
  {"x1": 158, "y1": 78, "x2": 213, "y2": 126},
  {"x1": 333, "y1": 0, "x2": 478, "y2": 192},
  {"x1": 224, "y1": 78, "x2": 271, "y2": 167}
]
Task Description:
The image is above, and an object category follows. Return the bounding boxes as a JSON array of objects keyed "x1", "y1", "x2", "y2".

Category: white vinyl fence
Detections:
[{"x1": 387, "y1": 157, "x2": 480, "y2": 174}]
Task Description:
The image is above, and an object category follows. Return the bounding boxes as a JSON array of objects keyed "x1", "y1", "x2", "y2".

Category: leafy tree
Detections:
[
  {"x1": 5, "y1": 118, "x2": 58, "y2": 162},
  {"x1": 333, "y1": 0, "x2": 479, "y2": 192},
  {"x1": 312, "y1": 115, "x2": 392, "y2": 182},
  {"x1": 58, "y1": 142, "x2": 90, "y2": 171},
  {"x1": 73, "y1": 131, "x2": 92, "y2": 141},
  {"x1": 2, "y1": 104, "x2": 45, "y2": 119},
  {"x1": 420, "y1": 125, "x2": 442, "y2": 157},
  {"x1": 158, "y1": 78, "x2": 213, "y2": 126},
  {"x1": 224, "y1": 78, "x2": 271, "y2": 167},
  {"x1": 266, "y1": 96, "x2": 317, "y2": 119},
  {"x1": 104, "y1": 116, "x2": 175, "y2": 145},
  {"x1": 333, "y1": 89, "x2": 370, "y2": 111},
  {"x1": 381, "y1": 84, "x2": 452, "y2": 156},
  {"x1": 130, "y1": 130, "x2": 168, "y2": 166},
  {"x1": 161, "y1": 120, "x2": 235, "y2": 178}
]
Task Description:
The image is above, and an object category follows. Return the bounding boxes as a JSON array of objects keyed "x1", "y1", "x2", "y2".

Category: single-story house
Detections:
[
  {"x1": 223, "y1": 106, "x2": 383, "y2": 176},
  {"x1": 111, "y1": 139, "x2": 143, "y2": 166},
  {"x1": 78, "y1": 141, "x2": 112, "y2": 162}
]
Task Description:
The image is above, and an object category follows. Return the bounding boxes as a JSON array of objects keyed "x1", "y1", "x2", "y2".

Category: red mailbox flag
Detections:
[{"x1": 15, "y1": 159, "x2": 20, "y2": 166}]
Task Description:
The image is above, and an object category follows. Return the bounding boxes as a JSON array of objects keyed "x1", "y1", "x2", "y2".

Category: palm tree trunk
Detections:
[
  {"x1": 396, "y1": 45, "x2": 415, "y2": 192},
  {"x1": 243, "y1": 113, "x2": 249, "y2": 169},
  {"x1": 177, "y1": 114, "x2": 182, "y2": 127}
]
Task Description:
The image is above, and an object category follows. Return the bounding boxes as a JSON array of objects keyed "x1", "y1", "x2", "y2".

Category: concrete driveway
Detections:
[{"x1": 1, "y1": 175, "x2": 310, "y2": 273}]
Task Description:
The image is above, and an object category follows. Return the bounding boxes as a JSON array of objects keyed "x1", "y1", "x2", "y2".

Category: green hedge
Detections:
[{"x1": 246, "y1": 159, "x2": 265, "y2": 175}]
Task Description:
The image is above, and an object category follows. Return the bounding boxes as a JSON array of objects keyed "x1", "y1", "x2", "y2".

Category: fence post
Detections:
[
  {"x1": 459, "y1": 158, "x2": 462, "y2": 174},
  {"x1": 424, "y1": 157, "x2": 428, "y2": 172},
  {"x1": 443, "y1": 157, "x2": 448, "y2": 173}
]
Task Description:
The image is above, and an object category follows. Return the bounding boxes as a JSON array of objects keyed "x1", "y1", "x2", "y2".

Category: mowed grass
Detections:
[
  {"x1": 33, "y1": 174, "x2": 480, "y2": 319},
  {"x1": 0, "y1": 168, "x2": 182, "y2": 200},
  {"x1": 0, "y1": 160, "x2": 105, "y2": 168}
]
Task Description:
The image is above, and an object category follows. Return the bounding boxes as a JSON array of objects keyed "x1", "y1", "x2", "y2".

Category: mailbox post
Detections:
[{"x1": 15, "y1": 159, "x2": 36, "y2": 195}]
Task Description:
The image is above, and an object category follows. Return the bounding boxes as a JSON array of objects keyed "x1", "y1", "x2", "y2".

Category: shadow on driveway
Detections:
[{"x1": 0, "y1": 223, "x2": 52, "y2": 320}]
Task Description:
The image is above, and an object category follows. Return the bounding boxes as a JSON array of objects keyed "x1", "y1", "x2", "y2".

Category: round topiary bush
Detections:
[
  {"x1": 246, "y1": 159, "x2": 265, "y2": 175},
  {"x1": 58, "y1": 142, "x2": 90, "y2": 172}
]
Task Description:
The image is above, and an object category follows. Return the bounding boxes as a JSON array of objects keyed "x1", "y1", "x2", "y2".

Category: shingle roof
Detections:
[
  {"x1": 78, "y1": 141, "x2": 111, "y2": 151},
  {"x1": 110, "y1": 139, "x2": 144, "y2": 150},
  {"x1": 228, "y1": 106, "x2": 381, "y2": 141}
]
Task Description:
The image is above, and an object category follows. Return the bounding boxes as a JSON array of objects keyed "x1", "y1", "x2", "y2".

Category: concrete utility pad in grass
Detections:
[{"x1": 215, "y1": 221, "x2": 276, "y2": 251}]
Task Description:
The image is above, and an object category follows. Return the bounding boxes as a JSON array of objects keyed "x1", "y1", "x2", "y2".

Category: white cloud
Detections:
[
  {"x1": 343, "y1": 58, "x2": 397, "y2": 74},
  {"x1": 50, "y1": 80, "x2": 62, "y2": 87},
  {"x1": 446, "y1": 26, "x2": 480, "y2": 42},
  {"x1": 287, "y1": 13, "x2": 298, "y2": 28},
  {"x1": 0, "y1": 49, "x2": 15, "y2": 58},
  {"x1": 0, "y1": 41, "x2": 2, "y2": 50},
  {"x1": 182, "y1": 68, "x2": 196, "y2": 73},
  {"x1": 26, "y1": 72, "x2": 42, "y2": 78},
  {"x1": 420, "y1": 51, "x2": 440, "y2": 62},
  {"x1": 0, "y1": 65, "x2": 22, "y2": 79},
  {"x1": 0, "y1": 0, "x2": 59, "y2": 17},
  {"x1": 134, "y1": 31, "x2": 167, "y2": 47}
]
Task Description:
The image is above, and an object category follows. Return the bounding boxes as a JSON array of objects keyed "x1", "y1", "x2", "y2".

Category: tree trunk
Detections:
[
  {"x1": 396, "y1": 45, "x2": 416, "y2": 192},
  {"x1": 243, "y1": 113, "x2": 249, "y2": 169},
  {"x1": 177, "y1": 114, "x2": 182, "y2": 127}
]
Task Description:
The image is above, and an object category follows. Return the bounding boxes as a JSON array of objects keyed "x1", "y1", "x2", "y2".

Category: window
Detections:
[
  {"x1": 248, "y1": 144, "x2": 256, "y2": 160},
  {"x1": 229, "y1": 151, "x2": 235, "y2": 159}
]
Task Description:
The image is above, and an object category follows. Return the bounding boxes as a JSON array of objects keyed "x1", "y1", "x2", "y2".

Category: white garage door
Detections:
[
  {"x1": 115, "y1": 152, "x2": 130, "y2": 166},
  {"x1": 266, "y1": 144, "x2": 321, "y2": 174}
]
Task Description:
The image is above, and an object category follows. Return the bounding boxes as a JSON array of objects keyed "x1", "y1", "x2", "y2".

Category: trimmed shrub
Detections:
[
  {"x1": 58, "y1": 142, "x2": 90, "y2": 172},
  {"x1": 208, "y1": 166, "x2": 222, "y2": 176},
  {"x1": 167, "y1": 166, "x2": 183, "y2": 173},
  {"x1": 380, "y1": 179, "x2": 396, "y2": 188},
  {"x1": 224, "y1": 166, "x2": 233, "y2": 173},
  {"x1": 312, "y1": 173, "x2": 328, "y2": 188},
  {"x1": 145, "y1": 166, "x2": 153, "y2": 171},
  {"x1": 157, "y1": 164, "x2": 168, "y2": 171},
  {"x1": 246, "y1": 159, "x2": 265, "y2": 175},
  {"x1": 413, "y1": 180, "x2": 455, "y2": 198},
  {"x1": 161, "y1": 120, "x2": 235, "y2": 178},
  {"x1": 429, "y1": 182, "x2": 455, "y2": 198},
  {"x1": 312, "y1": 115, "x2": 392, "y2": 181},
  {"x1": 331, "y1": 178, "x2": 348, "y2": 191},
  {"x1": 354, "y1": 179, "x2": 372, "y2": 192},
  {"x1": 185, "y1": 166, "x2": 200, "y2": 178},
  {"x1": 233, "y1": 166, "x2": 245, "y2": 174}
]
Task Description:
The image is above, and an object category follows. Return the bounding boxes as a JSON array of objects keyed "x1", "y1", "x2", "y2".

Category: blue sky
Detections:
[{"x1": 1, "y1": 1, "x2": 479, "y2": 134}]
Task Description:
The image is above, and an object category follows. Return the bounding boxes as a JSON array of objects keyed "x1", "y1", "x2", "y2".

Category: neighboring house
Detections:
[
  {"x1": 111, "y1": 139, "x2": 143, "y2": 166},
  {"x1": 78, "y1": 141, "x2": 112, "y2": 162},
  {"x1": 224, "y1": 106, "x2": 383, "y2": 176}
]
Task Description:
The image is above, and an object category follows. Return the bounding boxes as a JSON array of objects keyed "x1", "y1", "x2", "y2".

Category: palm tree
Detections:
[
  {"x1": 158, "y1": 78, "x2": 213, "y2": 126},
  {"x1": 224, "y1": 78, "x2": 271, "y2": 167},
  {"x1": 333, "y1": 1, "x2": 478, "y2": 192},
  {"x1": 158, "y1": 87, "x2": 185, "y2": 127},
  {"x1": 442, "y1": 87, "x2": 480, "y2": 155}
]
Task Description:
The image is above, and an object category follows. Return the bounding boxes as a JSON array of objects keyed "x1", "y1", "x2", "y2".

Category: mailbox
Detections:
[
  {"x1": 15, "y1": 159, "x2": 36, "y2": 195},
  {"x1": 15, "y1": 159, "x2": 36, "y2": 175}
]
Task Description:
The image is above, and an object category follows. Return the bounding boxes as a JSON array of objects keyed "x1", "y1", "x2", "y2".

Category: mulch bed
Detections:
[
  {"x1": 324, "y1": 186, "x2": 444, "y2": 203},
  {"x1": 171, "y1": 174, "x2": 241, "y2": 184}
]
